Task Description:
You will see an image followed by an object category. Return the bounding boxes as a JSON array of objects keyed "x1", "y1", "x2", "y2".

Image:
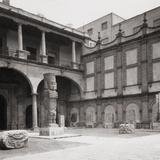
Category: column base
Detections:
[
  {"x1": 40, "y1": 55, "x2": 48, "y2": 64},
  {"x1": 17, "y1": 50, "x2": 30, "y2": 60},
  {"x1": 39, "y1": 124, "x2": 64, "y2": 136}
]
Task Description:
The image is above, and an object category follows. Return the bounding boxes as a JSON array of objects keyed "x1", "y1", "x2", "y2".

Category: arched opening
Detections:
[
  {"x1": 85, "y1": 107, "x2": 96, "y2": 128},
  {"x1": 26, "y1": 105, "x2": 40, "y2": 129},
  {"x1": 0, "y1": 68, "x2": 32, "y2": 130},
  {"x1": 37, "y1": 75, "x2": 81, "y2": 127},
  {"x1": 126, "y1": 103, "x2": 140, "y2": 124},
  {"x1": 104, "y1": 105, "x2": 115, "y2": 128},
  {"x1": 0, "y1": 95, "x2": 7, "y2": 130}
]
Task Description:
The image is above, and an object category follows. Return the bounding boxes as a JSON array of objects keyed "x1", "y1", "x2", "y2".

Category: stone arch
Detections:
[
  {"x1": 0, "y1": 67, "x2": 33, "y2": 93},
  {"x1": 104, "y1": 105, "x2": 116, "y2": 123},
  {"x1": 36, "y1": 75, "x2": 82, "y2": 97},
  {"x1": 70, "y1": 108, "x2": 79, "y2": 127},
  {"x1": 126, "y1": 103, "x2": 140, "y2": 123},
  {"x1": 85, "y1": 106, "x2": 96, "y2": 127}
]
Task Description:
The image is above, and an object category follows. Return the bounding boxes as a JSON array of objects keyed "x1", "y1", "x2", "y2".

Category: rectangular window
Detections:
[
  {"x1": 152, "y1": 42, "x2": 160, "y2": 59},
  {"x1": 126, "y1": 49, "x2": 137, "y2": 65},
  {"x1": 105, "y1": 72, "x2": 114, "y2": 89},
  {"x1": 153, "y1": 62, "x2": 160, "y2": 81},
  {"x1": 86, "y1": 77, "x2": 95, "y2": 91},
  {"x1": 87, "y1": 28, "x2": 93, "y2": 36},
  {"x1": 101, "y1": 21, "x2": 108, "y2": 31},
  {"x1": 104, "y1": 56, "x2": 114, "y2": 70},
  {"x1": 126, "y1": 67, "x2": 137, "y2": 85},
  {"x1": 133, "y1": 25, "x2": 141, "y2": 33},
  {"x1": 86, "y1": 61, "x2": 94, "y2": 75}
]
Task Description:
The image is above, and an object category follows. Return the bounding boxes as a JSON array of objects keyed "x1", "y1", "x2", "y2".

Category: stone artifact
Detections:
[
  {"x1": 0, "y1": 130, "x2": 28, "y2": 149},
  {"x1": 40, "y1": 73, "x2": 64, "y2": 136},
  {"x1": 44, "y1": 73, "x2": 58, "y2": 125},
  {"x1": 119, "y1": 123, "x2": 135, "y2": 134}
]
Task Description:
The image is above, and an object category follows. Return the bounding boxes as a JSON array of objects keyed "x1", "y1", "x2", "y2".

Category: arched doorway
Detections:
[
  {"x1": 126, "y1": 103, "x2": 140, "y2": 124},
  {"x1": 0, "y1": 95, "x2": 7, "y2": 130},
  {"x1": 26, "y1": 105, "x2": 32, "y2": 129},
  {"x1": 85, "y1": 107, "x2": 96, "y2": 128},
  {"x1": 0, "y1": 68, "x2": 32, "y2": 130},
  {"x1": 104, "y1": 105, "x2": 115, "y2": 128},
  {"x1": 26, "y1": 105, "x2": 40, "y2": 129}
]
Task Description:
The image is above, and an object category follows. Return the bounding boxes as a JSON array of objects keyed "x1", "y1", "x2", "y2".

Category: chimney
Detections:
[{"x1": 2, "y1": 0, "x2": 10, "y2": 5}]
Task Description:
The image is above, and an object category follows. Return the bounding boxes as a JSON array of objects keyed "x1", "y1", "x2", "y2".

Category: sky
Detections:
[{"x1": 7, "y1": 0, "x2": 160, "y2": 28}]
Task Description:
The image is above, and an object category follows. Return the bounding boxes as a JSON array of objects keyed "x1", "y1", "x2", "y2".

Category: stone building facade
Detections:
[{"x1": 0, "y1": 1, "x2": 160, "y2": 130}]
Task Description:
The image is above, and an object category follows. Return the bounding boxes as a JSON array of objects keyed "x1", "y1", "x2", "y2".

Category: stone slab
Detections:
[{"x1": 30, "y1": 133, "x2": 81, "y2": 139}]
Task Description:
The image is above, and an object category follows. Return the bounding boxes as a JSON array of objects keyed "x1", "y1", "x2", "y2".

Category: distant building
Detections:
[
  {"x1": 0, "y1": 0, "x2": 160, "y2": 130},
  {"x1": 78, "y1": 13, "x2": 124, "y2": 42}
]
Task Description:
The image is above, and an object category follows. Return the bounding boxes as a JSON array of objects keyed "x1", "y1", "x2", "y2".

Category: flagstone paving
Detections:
[{"x1": 1, "y1": 129, "x2": 160, "y2": 160}]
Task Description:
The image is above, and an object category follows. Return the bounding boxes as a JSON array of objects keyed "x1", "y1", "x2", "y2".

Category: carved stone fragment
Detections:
[
  {"x1": 0, "y1": 130, "x2": 28, "y2": 149},
  {"x1": 119, "y1": 123, "x2": 135, "y2": 134}
]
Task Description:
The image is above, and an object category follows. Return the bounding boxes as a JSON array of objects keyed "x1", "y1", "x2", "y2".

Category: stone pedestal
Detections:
[
  {"x1": 17, "y1": 50, "x2": 30, "y2": 60},
  {"x1": 40, "y1": 55, "x2": 48, "y2": 64},
  {"x1": 40, "y1": 124, "x2": 64, "y2": 136}
]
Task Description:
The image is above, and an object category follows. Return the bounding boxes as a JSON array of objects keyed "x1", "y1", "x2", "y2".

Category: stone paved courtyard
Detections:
[{"x1": 1, "y1": 128, "x2": 160, "y2": 160}]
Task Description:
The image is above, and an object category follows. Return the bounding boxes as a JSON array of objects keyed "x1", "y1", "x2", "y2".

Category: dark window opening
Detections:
[
  {"x1": 87, "y1": 28, "x2": 93, "y2": 36},
  {"x1": 26, "y1": 47, "x2": 37, "y2": 61},
  {"x1": 101, "y1": 21, "x2": 108, "y2": 31},
  {"x1": 48, "y1": 56, "x2": 55, "y2": 65}
]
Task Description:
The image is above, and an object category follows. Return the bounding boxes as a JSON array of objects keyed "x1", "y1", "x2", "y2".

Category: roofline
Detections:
[
  {"x1": 78, "y1": 12, "x2": 125, "y2": 29},
  {"x1": 113, "y1": 5, "x2": 160, "y2": 27},
  {"x1": 0, "y1": 2, "x2": 89, "y2": 39}
]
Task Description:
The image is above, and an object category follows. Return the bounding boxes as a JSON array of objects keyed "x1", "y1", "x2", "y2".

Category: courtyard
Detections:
[{"x1": 1, "y1": 128, "x2": 160, "y2": 160}]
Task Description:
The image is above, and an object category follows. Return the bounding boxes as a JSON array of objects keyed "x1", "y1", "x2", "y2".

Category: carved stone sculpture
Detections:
[
  {"x1": 0, "y1": 130, "x2": 28, "y2": 149},
  {"x1": 119, "y1": 123, "x2": 135, "y2": 134},
  {"x1": 43, "y1": 73, "x2": 58, "y2": 126}
]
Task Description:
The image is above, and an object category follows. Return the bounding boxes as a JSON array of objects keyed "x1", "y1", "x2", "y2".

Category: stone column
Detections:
[
  {"x1": 18, "y1": 24, "x2": 23, "y2": 51},
  {"x1": 17, "y1": 23, "x2": 30, "y2": 59},
  {"x1": 32, "y1": 93, "x2": 38, "y2": 130},
  {"x1": 40, "y1": 31, "x2": 48, "y2": 63},
  {"x1": 72, "y1": 41, "x2": 78, "y2": 69}
]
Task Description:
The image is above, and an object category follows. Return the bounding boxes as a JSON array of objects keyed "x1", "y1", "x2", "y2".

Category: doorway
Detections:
[
  {"x1": 26, "y1": 105, "x2": 32, "y2": 129},
  {"x1": 0, "y1": 95, "x2": 7, "y2": 130}
]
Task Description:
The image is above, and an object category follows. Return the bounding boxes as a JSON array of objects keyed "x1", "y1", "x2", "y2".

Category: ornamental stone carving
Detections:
[
  {"x1": 43, "y1": 73, "x2": 58, "y2": 126},
  {"x1": 0, "y1": 130, "x2": 28, "y2": 149}
]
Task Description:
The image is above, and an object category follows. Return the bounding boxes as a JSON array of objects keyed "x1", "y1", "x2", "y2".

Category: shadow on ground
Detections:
[{"x1": 0, "y1": 138, "x2": 88, "y2": 160}]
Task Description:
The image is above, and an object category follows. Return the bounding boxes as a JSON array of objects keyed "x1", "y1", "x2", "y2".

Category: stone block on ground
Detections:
[
  {"x1": 119, "y1": 123, "x2": 135, "y2": 134},
  {"x1": 0, "y1": 130, "x2": 29, "y2": 150}
]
